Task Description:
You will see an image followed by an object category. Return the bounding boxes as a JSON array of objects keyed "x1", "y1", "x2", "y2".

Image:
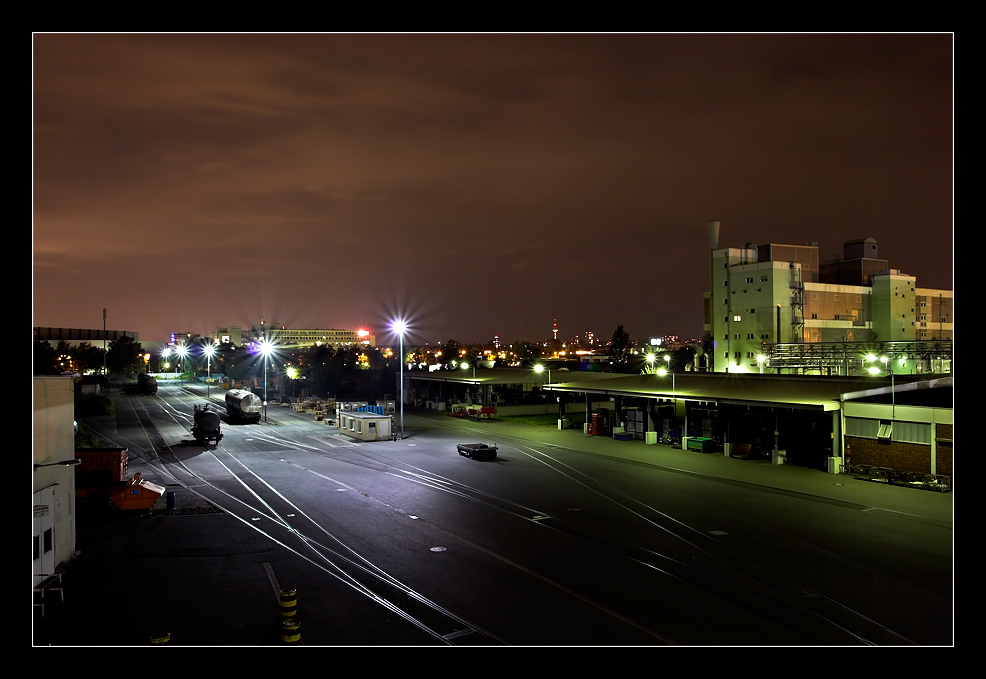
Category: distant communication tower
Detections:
[{"x1": 553, "y1": 319, "x2": 558, "y2": 342}]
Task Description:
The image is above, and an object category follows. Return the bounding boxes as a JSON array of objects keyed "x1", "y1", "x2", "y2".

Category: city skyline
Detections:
[{"x1": 33, "y1": 34, "x2": 953, "y2": 346}]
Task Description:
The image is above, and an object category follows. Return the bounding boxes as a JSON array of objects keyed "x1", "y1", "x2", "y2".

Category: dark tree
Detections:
[
  {"x1": 440, "y1": 339, "x2": 462, "y2": 369},
  {"x1": 106, "y1": 335, "x2": 145, "y2": 377},
  {"x1": 72, "y1": 342, "x2": 105, "y2": 376},
  {"x1": 33, "y1": 337, "x2": 59, "y2": 375},
  {"x1": 511, "y1": 340, "x2": 540, "y2": 361},
  {"x1": 610, "y1": 325, "x2": 632, "y2": 368}
]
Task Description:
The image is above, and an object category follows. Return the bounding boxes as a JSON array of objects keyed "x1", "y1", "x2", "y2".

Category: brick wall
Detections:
[
  {"x1": 936, "y1": 423, "x2": 953, "y2": 477},
  {"x1": 845, "y1": 436, "x2": 932, "y2": 475}
]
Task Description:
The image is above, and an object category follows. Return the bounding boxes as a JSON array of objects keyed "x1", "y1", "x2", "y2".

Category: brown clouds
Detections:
[{"x1": 33, "y1": 34, "x2": 953, "y2": 344}]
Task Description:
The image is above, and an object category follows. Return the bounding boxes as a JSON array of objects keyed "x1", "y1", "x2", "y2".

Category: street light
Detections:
[
  {"x1": 34, "y1": 458, "x2": 81, "y2": 471},
  {"x1": 176, "y1": 344, "x2": 188, "y2": 387},
  {"x1": 867, "y1": 356, "x2": 895, "y2": 419},
  {"x1": 656, "y1": 367, "x2": 675, "y2": 400},
  {"x1": 391, "y1": 319, "x2": 407, "y2": 440},
  {"x1": 534, "y1": 363, "x2": 550, "y2": 384},
  {"x1": 756, "y1": 353, "x2": 766, "y2": 374},
  {"x1": 259, "y1": 339, "x2": 273, "y2": 423},
  {"x1": 203, "y1": 343, "x2": 215, "y2": 398}
]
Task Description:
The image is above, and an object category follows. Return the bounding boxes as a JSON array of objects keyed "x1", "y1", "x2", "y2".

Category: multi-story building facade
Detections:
[
  {"x1": 702, "y1": 221, "x2": 952, "y2": 375},
  {"x1": 246, "y1": 322, "x2": 376, "y2": 349}
]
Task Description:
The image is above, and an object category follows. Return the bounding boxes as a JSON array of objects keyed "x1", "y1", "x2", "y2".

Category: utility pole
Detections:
[{"x1": 102, "y1": 308, "x2": 107, "y2": 379}]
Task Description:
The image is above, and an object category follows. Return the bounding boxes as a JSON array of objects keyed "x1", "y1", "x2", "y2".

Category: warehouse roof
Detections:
[{"x1": 405, "y1": 368, "x2": 945, "y2": 411}]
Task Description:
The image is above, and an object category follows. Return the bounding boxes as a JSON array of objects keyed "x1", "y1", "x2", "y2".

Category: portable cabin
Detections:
[{"x1": 338, "y1": 411, "x2": 393, "y2": 442}]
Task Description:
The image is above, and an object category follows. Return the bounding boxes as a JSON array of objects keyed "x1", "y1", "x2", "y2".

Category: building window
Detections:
[
  {"x1": 724, "y1": 351, "x2": 729, "y2": 358},
  {"x1": 733, "y1": 315, "x2": 742, "y2": 322},
  {"x1": 747, "y1": 333, "x2": 755, "y2": 339},
  {"x1": 723, "y1": 280, "x2": 728, "y2": 286},
  {"x1": 734, "y1": 334, "x2": 740, "y2": 340},
  {"x1": 734, "y1": 352, "x2": 741, "y2": 359},
  {"x1": 760, "y1": 276, "x2": 768, "y2": 282},
  {"x1": 724, "y1": 334, "x2": 728, "y2": 340},
  {"x1": 746, "y1": 277, "x2": 754, "y2": 283}
]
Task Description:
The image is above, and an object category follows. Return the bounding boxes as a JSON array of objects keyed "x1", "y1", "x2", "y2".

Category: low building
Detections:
[
  {"x1": 337, "y1": 411, "x2": 393, "y2": 442},
  {"x1": 33, "y1": 376, "x2": 77, "y2": 588}
]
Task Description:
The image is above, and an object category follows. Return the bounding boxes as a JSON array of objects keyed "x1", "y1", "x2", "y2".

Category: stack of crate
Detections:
[{"x1": 623, "y1": 409, "x2": 647, "y2": 441}]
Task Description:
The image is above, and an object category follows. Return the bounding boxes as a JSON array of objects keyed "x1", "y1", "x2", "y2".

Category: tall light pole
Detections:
[
  {"x1": 873, "y1": 356, "x2": 895, "y2": 419},
  {"x1": 392, "y1": 320, "x2": 407, "y2": 440},
  {"x1": 259, "y1": 339, "x2": 273, "y2": 423},
  {"x1": 176, "y1": 344, "x2": 188, "y2": 387},
  {"x1": 534, "y1": 363, "x2": 550, "y2": 384},
  {"x1": 204, "y1": 343, "x2": 215, "y2": 398},
  {"x1": 657, "y1": 367, "x2": 675, "y2": 406}
]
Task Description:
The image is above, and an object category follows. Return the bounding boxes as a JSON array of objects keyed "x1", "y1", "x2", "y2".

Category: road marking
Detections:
[{"x1": 263, "y1": 562, "x2": 281, "y2": 598}]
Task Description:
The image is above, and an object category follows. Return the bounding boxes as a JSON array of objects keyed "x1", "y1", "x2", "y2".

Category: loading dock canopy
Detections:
[
  {"x1": 545, "y1": 372, "x2": 933, "y2": 410},
  {"x1": 404, "y1": 367, "x2": 935, "y2": 411}
]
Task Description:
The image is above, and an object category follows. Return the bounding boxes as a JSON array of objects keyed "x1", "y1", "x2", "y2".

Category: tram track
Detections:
[
  {"x1": 246, "y1": 423, "x2": 919, "y2": 645},
  {"x1": 83, "y1": 386, "x2": 928, "y2": 645},
  {"x1": 118, "y1": 386, "x2": 508, "y2": 646}
]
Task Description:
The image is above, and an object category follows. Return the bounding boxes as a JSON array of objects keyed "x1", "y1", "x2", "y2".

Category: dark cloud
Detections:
[{"x1": 33, "y1": 33, "x2": 953, "y2": 345}]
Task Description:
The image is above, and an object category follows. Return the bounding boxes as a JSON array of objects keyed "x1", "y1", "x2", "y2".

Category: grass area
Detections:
[
  {"x1": 75, "y1": 421, "x2": 110, "y2": 448},
  {"x1": 498, "y1": 413, "x2": 587, "y2": 428}
]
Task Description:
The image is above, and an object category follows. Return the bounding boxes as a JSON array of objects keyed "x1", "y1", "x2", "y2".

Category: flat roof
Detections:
[{"x1": 406, "y1": 368, "x2": 948, "y2": 411}]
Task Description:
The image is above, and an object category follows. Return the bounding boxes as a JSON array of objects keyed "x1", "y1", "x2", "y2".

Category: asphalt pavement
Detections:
[{"x1": 32, "y1": 407, "x2": 953, "y2": 646}]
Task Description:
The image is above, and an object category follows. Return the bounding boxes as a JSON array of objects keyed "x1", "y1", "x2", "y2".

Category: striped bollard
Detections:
[
  {"x1": 282, "y1": 618, "x2": 302, "y2": 645},
  {"x1": 150, "y1": 632, "x2": 171, "y2": 645},
  {"x1": 279, "y1": 588, "x2": 298, "y2": 618}
]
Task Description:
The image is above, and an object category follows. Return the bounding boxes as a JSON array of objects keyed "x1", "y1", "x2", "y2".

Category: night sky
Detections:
[{"x1": 33, "y1": 34, "x2": 953, "y2": 347}]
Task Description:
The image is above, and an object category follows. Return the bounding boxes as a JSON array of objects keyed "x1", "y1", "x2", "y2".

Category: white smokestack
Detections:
[{"x1": 708, "y1": 220, "x2": 720, "y2": 250}]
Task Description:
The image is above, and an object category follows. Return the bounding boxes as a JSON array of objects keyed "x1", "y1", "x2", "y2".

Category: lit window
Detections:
[{"x1": 733, "y1": 315, "x2": 742, "y2": 322}]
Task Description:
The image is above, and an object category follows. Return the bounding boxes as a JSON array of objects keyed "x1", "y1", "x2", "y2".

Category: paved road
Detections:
[{"x1": 34, "y1": 386, "x2": 953, "y2": 646}]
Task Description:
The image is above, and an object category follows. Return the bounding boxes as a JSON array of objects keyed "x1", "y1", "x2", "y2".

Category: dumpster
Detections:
[
  {"x1": 108, "y1": 473, "x2": 166, "y2": 511},
  {"x1": 687, "y1": 437, "x2": 716, "y2": 453}
]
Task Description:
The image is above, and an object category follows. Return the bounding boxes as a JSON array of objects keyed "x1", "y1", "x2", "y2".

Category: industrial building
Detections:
[
  {"x1": 34, "y1": 327, "x2": 140, "y2": 349},
  {"x1": 243, "y1": 322, "x2": 376, "y2": 349},
  {"x1": 702, "y1": 221, "x2": 952, "y2": 375}
]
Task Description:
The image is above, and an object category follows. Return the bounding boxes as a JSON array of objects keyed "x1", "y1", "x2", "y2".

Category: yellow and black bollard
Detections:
[
  {"x1": 150, "y1": 632, "x2": 171, "y2": 645},
  {"x1": 281, "y1": 618, "x2": 302, "y2": 645},
  {"x1": 279, "y1": 588, "x2": 298, "y2": 618}
]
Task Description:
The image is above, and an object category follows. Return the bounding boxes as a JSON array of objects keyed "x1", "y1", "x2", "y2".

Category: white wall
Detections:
[{"x1": 33, "y1": 377, "x2": 77, "y2": 582}]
